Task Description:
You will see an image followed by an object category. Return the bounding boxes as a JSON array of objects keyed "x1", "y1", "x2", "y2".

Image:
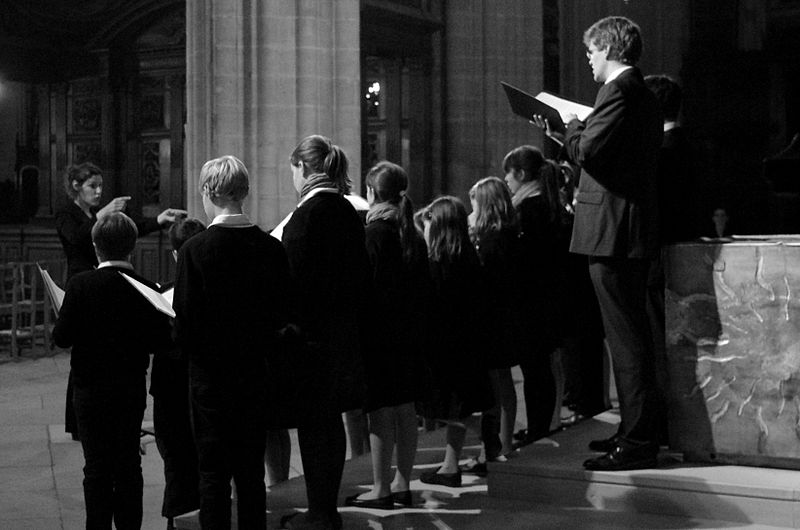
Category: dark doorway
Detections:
[{"x1": 360, "y1": 1, "x2": 443, "y2": 206}]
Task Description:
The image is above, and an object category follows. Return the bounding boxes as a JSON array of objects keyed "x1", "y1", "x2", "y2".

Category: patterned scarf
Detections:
[
  {"x1": 511, "y1": 180, "x2": 543, "y2": 208},
  {"x1": 366, "y1": 202, "x2": 400, "y2": 225},
  {"x1": 300, "y1": 172, "x2": 340, "y2": 200}
]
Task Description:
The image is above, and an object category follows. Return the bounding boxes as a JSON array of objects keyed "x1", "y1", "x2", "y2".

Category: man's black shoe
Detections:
[
  {"x1": 588, "y1": 433, "x2": 619, "y2": 453},
  {"x1": 583, "y1": 443, "x2": 658, "y2": 471}
]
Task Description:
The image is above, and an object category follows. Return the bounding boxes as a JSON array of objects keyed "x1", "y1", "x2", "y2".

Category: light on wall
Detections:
[{"x1": 365, "y1": 81, "x2": 381, "y2": 107}]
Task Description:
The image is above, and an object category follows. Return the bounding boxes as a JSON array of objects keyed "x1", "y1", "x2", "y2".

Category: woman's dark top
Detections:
[
  {"x1": 422, "y1": 250, "x2": 493, "y2": 420},
  {"x1": 282, "y1": 192, "x2": 370, "y2": 414},
  {"x1": 362, "y1": 217, "x2": 431, "y2": 411},
  {"x1": 473, "y1": 226, "x2": 525, "y2": 368},
  {"x1": 55, "y1": 202, "x2": 161, "y2": 279},
  {"x1": 53, "y1": 266, "x2": 173, "y2": 387}
]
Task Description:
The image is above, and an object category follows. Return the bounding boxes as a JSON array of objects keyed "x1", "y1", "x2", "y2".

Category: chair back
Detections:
[{"x1": 0, "y1": 259, "x2": 67, "y2": 357}]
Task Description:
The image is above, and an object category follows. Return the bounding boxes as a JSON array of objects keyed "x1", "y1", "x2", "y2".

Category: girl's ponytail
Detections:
[{"x1": 323, "y1": 145, "x2": 352, "y2": 194}]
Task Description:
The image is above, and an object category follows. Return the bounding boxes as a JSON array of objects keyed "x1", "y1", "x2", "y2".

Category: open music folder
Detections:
[
  {"x1": 37, "y1": 263, "x2": 65, "y2": 316},
  {"x1": 501, "y1": 81, "x2": 593, "y2": 134},
  {"x1": 119, "y1": 272, "x2": 176, "y2": 318}
]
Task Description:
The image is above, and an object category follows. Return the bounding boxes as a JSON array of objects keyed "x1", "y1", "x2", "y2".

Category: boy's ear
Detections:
[
  {"x1": 72, "y1": 180, "x2": 81, "y2": 192},
  {"x1": 92, "y1": 242, "x2": 104, "y2": 263}
]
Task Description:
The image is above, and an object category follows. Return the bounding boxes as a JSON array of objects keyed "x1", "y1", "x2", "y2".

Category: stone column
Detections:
[{"x1": 185, "y1": 0, "x2": 361, "y2": 229}]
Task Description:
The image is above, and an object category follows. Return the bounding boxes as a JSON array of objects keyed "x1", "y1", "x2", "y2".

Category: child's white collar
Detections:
[
  {"x1": 209, "y1": 213, "x2": 254, "y2": 228},
  {"x1": 97, "y1": 260, "x2": 133, "y2": 270}
]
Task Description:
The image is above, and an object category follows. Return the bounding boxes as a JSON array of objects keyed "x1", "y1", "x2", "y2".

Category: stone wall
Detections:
[
  {"x1": 185, "y1": 0, "x2": 362, "y2": 231},
  {"x1": 442, "y1": 0, "x2": 545, "y2": 203}
]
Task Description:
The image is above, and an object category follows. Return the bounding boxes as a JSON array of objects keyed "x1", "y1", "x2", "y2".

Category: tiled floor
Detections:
[{"x1": 1, "y1": 350, "x2": 792, "y2": 529}]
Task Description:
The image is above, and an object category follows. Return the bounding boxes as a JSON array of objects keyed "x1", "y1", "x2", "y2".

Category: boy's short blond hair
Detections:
[{"x1": 199, "y1": 155, "x2": 250, "y2": 202}]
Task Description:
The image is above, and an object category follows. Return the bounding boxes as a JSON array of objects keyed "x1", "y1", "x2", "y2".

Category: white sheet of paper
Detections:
[
  {"x1": 119, "y1": 272, "x2": 175, "y2": 318},
  {"x1": 37, "y1": 264, "x2": 65, "y2": 316},
  {"x1": 269, "y1": 194, "x2": 369, "y2": 241},
  {"x1": 161, "y1": 287, "x2": 174, "y2": 306},
  {"x1": 535, "y1": 92, "x2": 594, "y2": 123}
]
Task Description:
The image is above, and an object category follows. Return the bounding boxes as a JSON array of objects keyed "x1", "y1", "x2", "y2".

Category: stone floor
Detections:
[{"x1": 1, "y1": 348, "x2": 793, "y2": 529}]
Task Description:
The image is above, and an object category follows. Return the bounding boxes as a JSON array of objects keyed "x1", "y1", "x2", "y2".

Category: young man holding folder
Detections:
[{"x1": 534, "y1": 16, "x2": 663, "y2": 471}]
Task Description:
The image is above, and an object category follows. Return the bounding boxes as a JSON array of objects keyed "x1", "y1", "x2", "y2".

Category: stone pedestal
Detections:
[
  {"x1": 665, "y1": 239, "x2": 800, "y2": 468},
  {"x1": 185, "y1": 0, "x2": 361, "y2": 229}
]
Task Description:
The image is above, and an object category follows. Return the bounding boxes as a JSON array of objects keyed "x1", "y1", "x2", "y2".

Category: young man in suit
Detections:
[{"x1": 534, "y1": 16, "x2": 663, "y2": 471}]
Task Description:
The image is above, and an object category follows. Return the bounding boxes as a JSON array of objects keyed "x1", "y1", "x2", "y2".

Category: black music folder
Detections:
[{"x1": 501, "y1": 82, "x2": 592, "y2": 134}]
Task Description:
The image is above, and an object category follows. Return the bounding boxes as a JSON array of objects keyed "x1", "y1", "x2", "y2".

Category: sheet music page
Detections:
[
  {"x1": 535, "y1": 92, "x2": 594, "y2": 122},
  {"x1": 119, "y1": 272, "x2": 176, "y2": 318},
  {"x1": 37, "y1": 264, "x2": 65, "y2": 315},
  {"x1": 161, "y1": 287, "x2": 174, "y2": 306},
  {"x1": 270, "y1": 212, "x2": 293, "y2": 241}
]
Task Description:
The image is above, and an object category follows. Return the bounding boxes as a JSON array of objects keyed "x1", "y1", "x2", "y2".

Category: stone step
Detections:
[{"x1": 488, "y1": 416, "x2": 800, "y2": 528}]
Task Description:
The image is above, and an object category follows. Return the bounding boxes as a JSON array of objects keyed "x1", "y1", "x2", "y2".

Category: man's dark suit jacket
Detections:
[{"x1": 563, "y1": 67, "x2": 663, "y2": 258}]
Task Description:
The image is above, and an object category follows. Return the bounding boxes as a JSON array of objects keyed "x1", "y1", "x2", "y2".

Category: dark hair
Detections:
[
  {"x1": 91, "y1": 212, "x2": 138, "y2": 261},
  {"x1": 366, "y1": 160, "x2": 419, "y2": 263},
  {"x1": 583, "y1": 16, "x2": 642, "y2": 65},
  {"x1": 290, "y1": 134, "x2": 351, "y2": 194},
  {"x1": 645, "y1": 74, "x2": 682, "y2": 122},
  {"x1": 502, "y1": 145, "x2": 562, "y2": 223},
  {"x1": 64, "y1": 162, "x2": 102, "y2": 199},
  {"x1": 168, "y1": 218, "x2": 206, "y2": 252},
  {"x1": 418, "y1": 196, "x2": 474, "y2": 266},
  {"x1": 365, "y1": 161, "x2": 422, "y2": 264},
  {"x1": 468, "y1": 176, "x2": 518, "y2": 238}
]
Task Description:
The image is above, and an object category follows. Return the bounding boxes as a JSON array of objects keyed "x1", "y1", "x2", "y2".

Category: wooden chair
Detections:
[
  {"x1": 0, "y1": 260, "x2": 65, "y2": 357},
  {"x1": 0, "y1": 262, "x2": 23, "y2": 356}
]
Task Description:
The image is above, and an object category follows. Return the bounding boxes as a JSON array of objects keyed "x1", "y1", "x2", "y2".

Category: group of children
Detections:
[{"x1": 54, "y1": 135, "x2": 577, "y2": 530}]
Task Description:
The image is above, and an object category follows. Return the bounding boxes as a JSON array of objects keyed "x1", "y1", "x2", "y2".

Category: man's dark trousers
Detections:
[{"x1": 588, "y1": 255, "x2": 658, "y2": 444}]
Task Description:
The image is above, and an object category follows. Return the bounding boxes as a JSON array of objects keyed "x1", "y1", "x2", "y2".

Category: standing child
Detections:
[
  {"x1": 416, "y1": 196, "x2": 493, "y2": 488},
  {"x1": 502, "y1": 146, "x2": 565, "y2": 445},
  {"x1": 53, "y1": 211, "x2": 173, "y2": 529},
  {"x1": 467, "y1": 177, "x2": 523, "y2": 467},
  {"x1": 150, "y1": 217, "x2": 206, "y2": 530},
  {"x1": 344, "y1": 161, "x2": 430, "y2": 509},
  {"x1": 280, "y1": 135, "x2": 369, "y2": 530},
  {"x1": 173, "y1": 156, "x2": 293, "y2": 529}
]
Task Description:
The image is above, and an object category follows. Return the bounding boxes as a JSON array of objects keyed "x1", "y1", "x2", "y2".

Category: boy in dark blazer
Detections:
[
  {"x1": 150, "y1": 217, "x2": 206, "y2": 530},
  {"x1": 173, "y1": 155, "x2": 293, "y2": 530},
  {"x1": 534, "y1": 16, "x2": 663, "y2": 471},
  {"x1": 53, "y1": 211, "x2": 173, "y2": 529}
]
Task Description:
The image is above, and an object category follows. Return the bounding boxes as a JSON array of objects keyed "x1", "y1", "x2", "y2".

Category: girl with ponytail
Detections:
[
  {"x1": 502, "y1": 145, "x2": 567, "y2": 446},
  {"x1": 290, "y1": 134, "x2": 352, "y2": 198},
  {"x1": 281, "y1": 135, "x2": 370, "y2": 529},
  {"x1": 344, "y1": 161, "x2": 431, "y2": 509}
]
